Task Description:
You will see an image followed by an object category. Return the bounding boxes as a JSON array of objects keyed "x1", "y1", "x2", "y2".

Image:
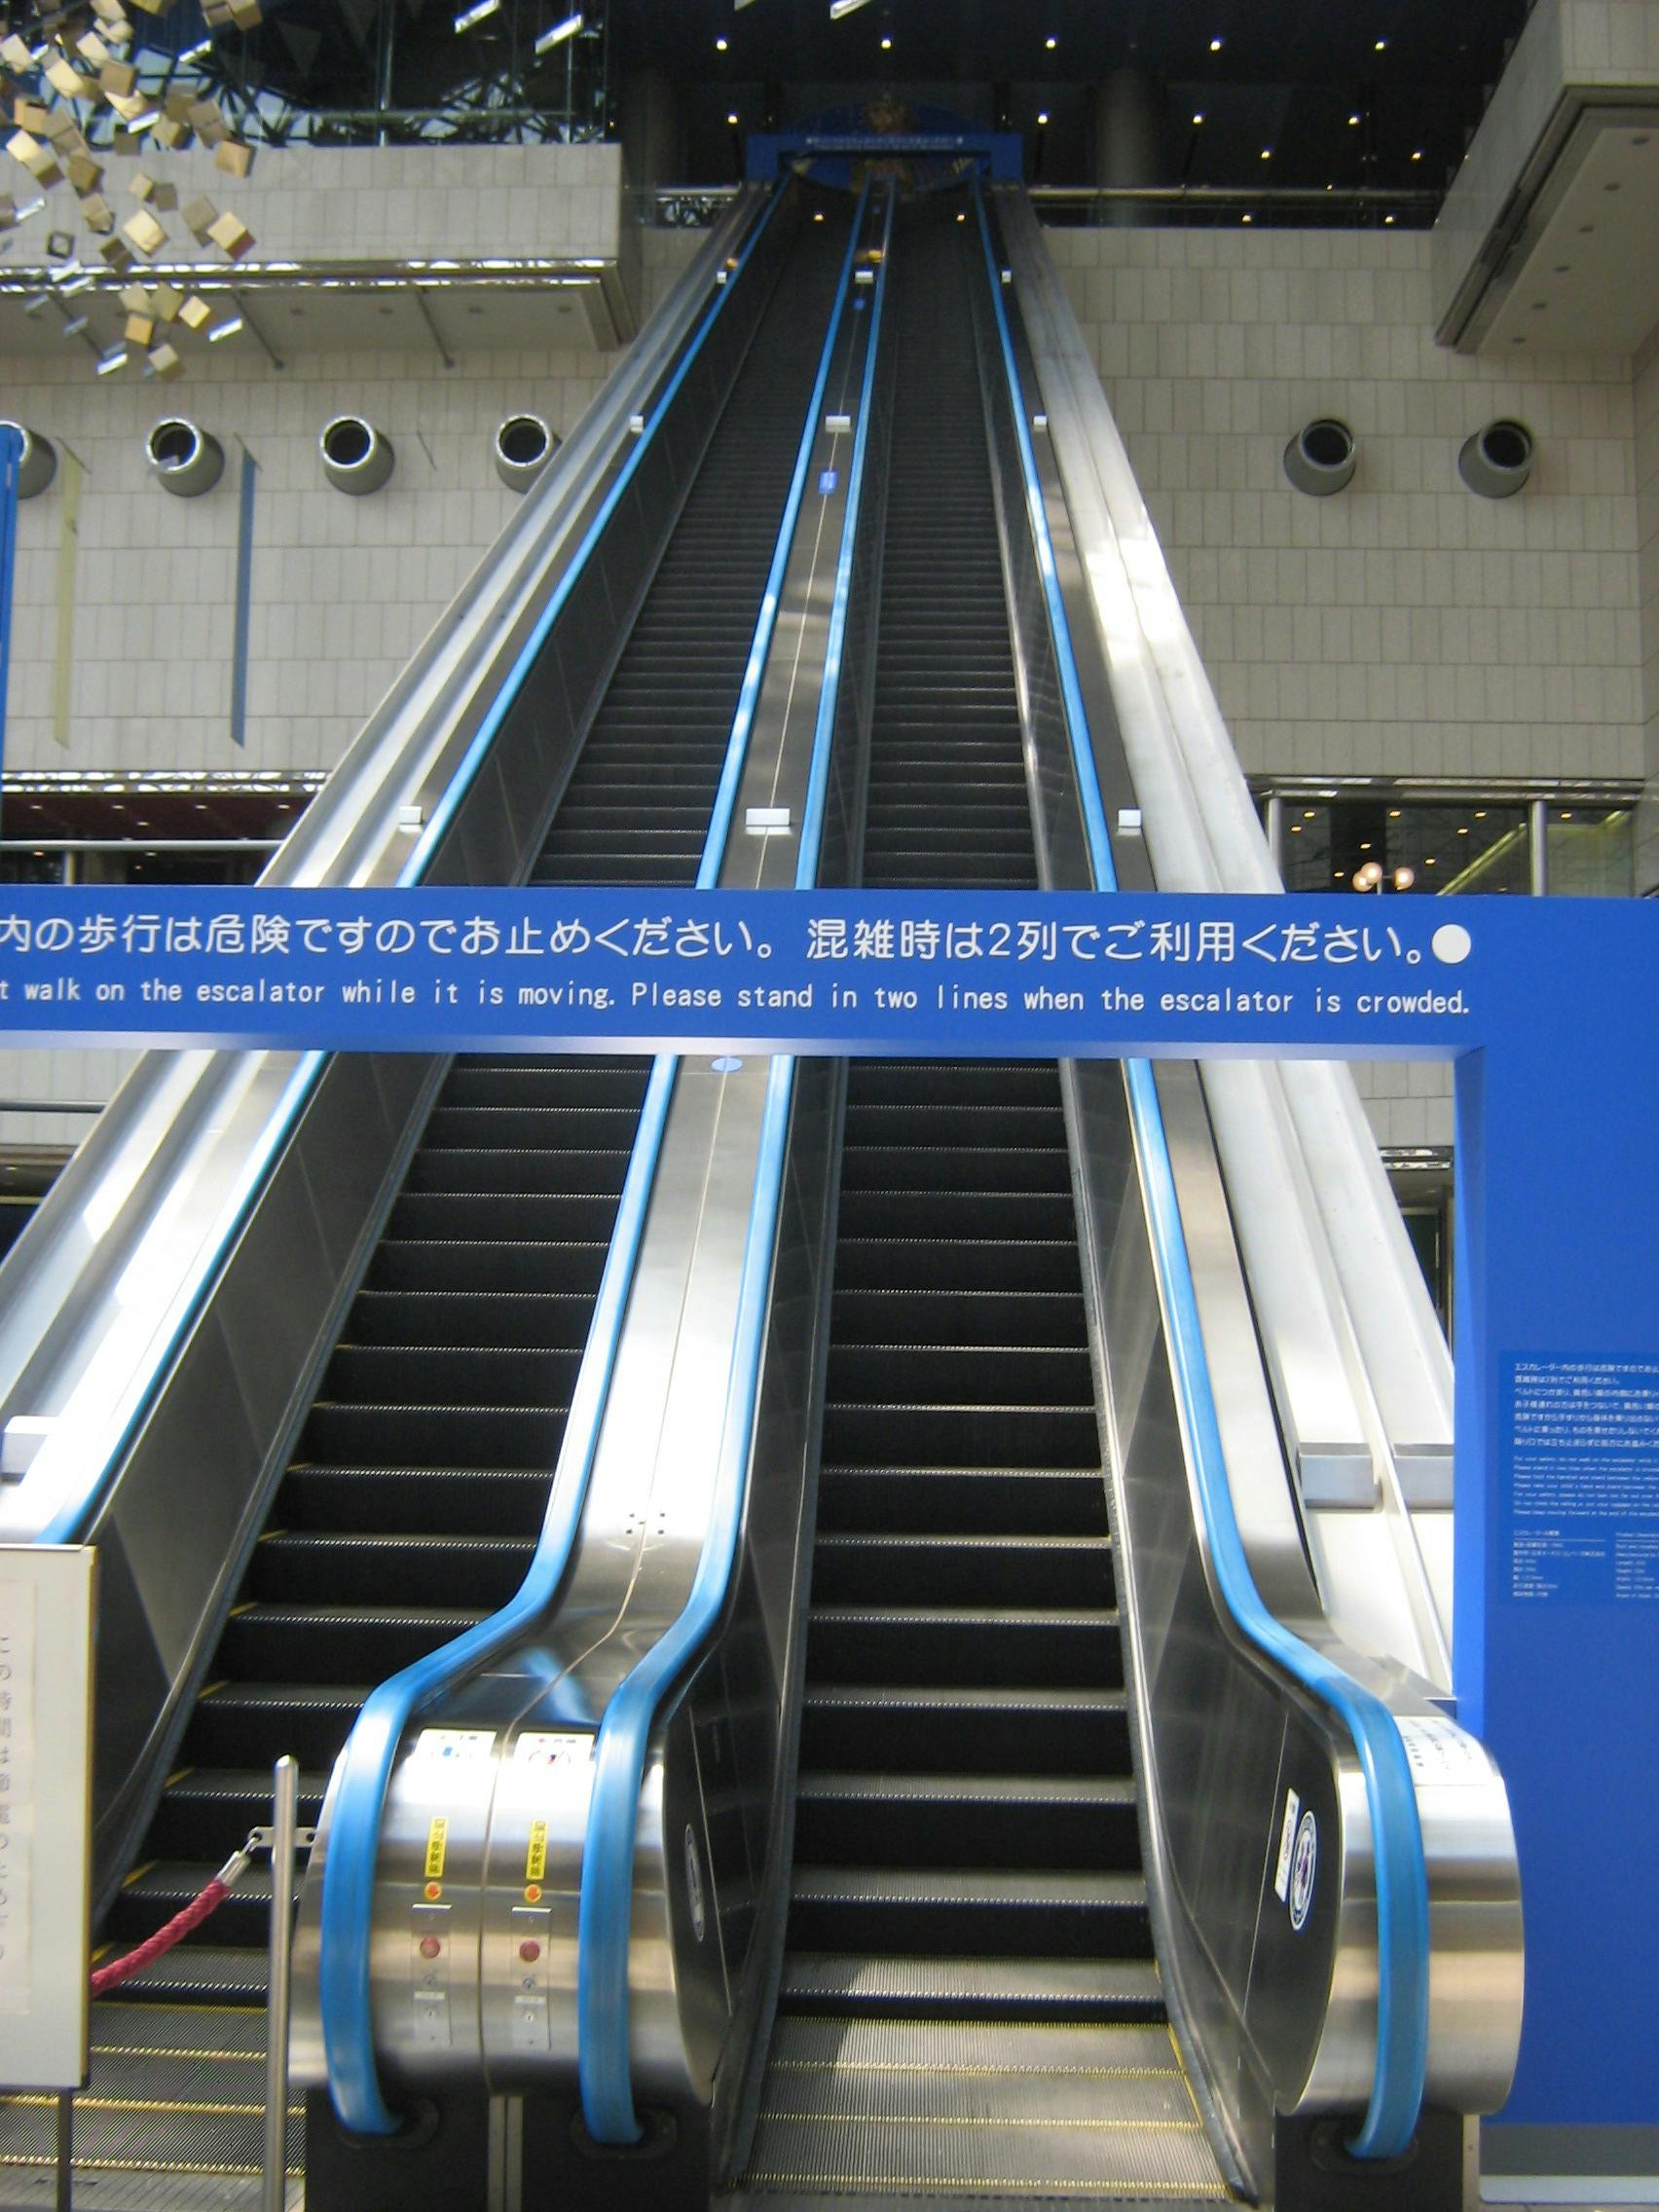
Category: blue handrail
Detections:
[
  {"x1": 576, "y1": 183, "x2": 895, "y2": 2148},
  {"x1": 318, "y1": 184, "x2": 876, "y2": 2138},
  {"x1": 27, "y1": 192, "x2": 787, "y2": 1563},
  {"x1": 970, "y1": 174, "x2": 1429, "y2": 2161}
]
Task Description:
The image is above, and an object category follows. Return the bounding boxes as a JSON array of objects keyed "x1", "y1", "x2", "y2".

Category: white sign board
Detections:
[{"x1": 0, "y1": 1545, "x2": 95, "y2": 2090}]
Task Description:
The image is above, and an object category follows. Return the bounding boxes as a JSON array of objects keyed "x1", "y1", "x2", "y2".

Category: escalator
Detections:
[
  {"x1": 0, "y1": 196, "x2": 853, "y2": 2207},
  {"x1": 738, "y1": 202, "x2": 1227, "y2": 2202}
]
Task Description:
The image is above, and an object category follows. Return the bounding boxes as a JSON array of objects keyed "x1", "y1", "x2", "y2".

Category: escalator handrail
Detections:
[
  {"x1": 970, "y1": 176, "x2": 1430, "y2": 2163},
  {"x1": 9, "y1": 187, "x2": 788, "y2": 1558},
  {"x1": 576, "y1": 183, "x2": 895, "y2": 2150},
  {"x1": 317, "y1": 185, "x2": 871, "y2": 2140}
]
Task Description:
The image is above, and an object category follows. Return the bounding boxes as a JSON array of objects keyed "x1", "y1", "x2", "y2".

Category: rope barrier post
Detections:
[
  {"x1": 263, "y1": 1755, "x2": 299, "y2": 2212},
  {"x1": 54, "y1": 2089, "x2": 72, "y2": 2212}
]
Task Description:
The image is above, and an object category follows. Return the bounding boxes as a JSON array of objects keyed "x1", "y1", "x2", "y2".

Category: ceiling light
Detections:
[
  {"x1": 1260, "y1": 147, "x2": 1272, "y2": 159},
  {"x1": 180, "y1": 35, "x2": 212, "y2": 60},
  {"x1": 715, "y1": 32, "x2": 727, "y2": 47},
  {"x1": 1037, "y1": 111, "x2": 1049, "y2": 125},
  {"x1": 96, "y1": 345, "x2": 128, "y2": 375},
  {"x1": 454, "y1": 0, "x2": 498, "y2": 30},
  {"x1": 1192, "y1": 111, "x2": 1204, "y2": 125},
  {"x1": 1411, "y1": 148, "x2": 1422, "y2": 161},
  {"x1": 207, "y1": 314, "x2": 244, "y2": 342},
  {"x1": 534, "y1": 11, "x2": 582, "y2": 50},
  {"x1": 880, "y1": 32, "x2": 891, "y2": 46},
  {"x1": 1241, "y1": 211, "x2": 1253, "y2": 223},
  {"x1": 1375, "y1": 36, "x2": 1385, "y2": 48},
  {"x1": 829, "y1": 0, "x2": 874, "y2": 17},
  {"x1": 727, "y1": 110, "x2": 739, "y2": 124},
  {"x1": 1348, "y1": 112, "x2": 1360, "y2": 125},
  {"x1": 1209, "y1": 35, "x2": 1223, "y2": 50},
  {"x1": 1045, "y1": 33, "x2": 1056, "y2": 47},
  {"x1": 1384, "y1": 213, "x2": 1395, "y2": 224}
]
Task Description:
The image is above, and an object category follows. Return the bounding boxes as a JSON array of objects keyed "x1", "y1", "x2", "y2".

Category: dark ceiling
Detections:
[{"x1": 607, "y1": 0, "x2": 1530, "y2": 201}]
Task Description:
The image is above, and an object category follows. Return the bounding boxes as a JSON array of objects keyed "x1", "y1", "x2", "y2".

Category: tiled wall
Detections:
[
  {"x1": 2, "y1": 141, "x2": 626, "y2": 273},
  {"x1": 1638, "y1": 320, "x2": 1659, "y2": 892},
  {"x1": 1046, "y1": 221, "x2": 1647, "y2": 1144},
  {"x1": 2, "y1": 340, "x2": 621, "y2": 776}
]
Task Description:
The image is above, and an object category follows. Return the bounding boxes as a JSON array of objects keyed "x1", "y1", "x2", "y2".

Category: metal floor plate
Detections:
[{"x1": 741, "y1": 2017, "x2": 1231, "y2": 2201}]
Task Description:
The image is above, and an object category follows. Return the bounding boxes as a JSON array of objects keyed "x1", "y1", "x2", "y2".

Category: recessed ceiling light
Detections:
[
  {"x1": 1375, "y1": 36, "x2": 1386, "y2": 49},
  {"x1": 1192, "y1": 111, "x2": 1204, "y2": 125},
  {"x1": 1384, "y1": 213, "x2": 1396, "y2": 224},
  {"x1": 1045, "y1": 33, "x2": 1056, "y2": 48},
  {"x1": 1037, "y1": 110, "x2": 1049, "y2": 125},
  {"x1": 726, "y1": 110, "x2": 739, "y2": 125},
  {"x1": 1209, "y1": 35, "x2": 1223, "y2": 50},
  {"x1": 1348, "y1": 112, "x2": 1360, "y2": 125},
  {"x1": 715, "y1": 34, "x2": 727, "y2": 48},
  {"x1": 879, "y1": 32, "x2": 891, "y2": 46},
  {"x1": 1411, "y1": 148, "x2": 1422, "y2": 160},
  {"x1": 1241, "y1": 211, "x2": 1253, "y2": 222},
  {"x1": 1260, "y1": 147, "x2": 1272, "y2": 159}
]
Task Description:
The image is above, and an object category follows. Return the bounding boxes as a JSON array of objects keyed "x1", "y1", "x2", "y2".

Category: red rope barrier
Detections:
[
  {"x1": 91, "y1": 1879, "x2": 230, "y2": 1996},
  {"x1": 89, "y1": 1843, "x2": 254, "y2": 1998}
]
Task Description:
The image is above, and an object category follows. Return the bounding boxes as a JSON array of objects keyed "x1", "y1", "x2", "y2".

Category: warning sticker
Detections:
[
  {"x1": 424, "y1": 1817, "x2": 449, "y2": 1881},
  {"x1": 1272, "y1": 1788, "x2": 1300, "y2": 1903},
  {"x1": 525, "y1": 1819, "x2": 548, "y2": 1885},
  {"x1": 1396, "y1": 1714, "x2": 1492, "y2": 1789}
]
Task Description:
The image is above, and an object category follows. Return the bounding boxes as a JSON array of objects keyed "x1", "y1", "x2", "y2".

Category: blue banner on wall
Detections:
[{"x1": 0, "y1": 885, "x2": 1624, "y2": 1059}]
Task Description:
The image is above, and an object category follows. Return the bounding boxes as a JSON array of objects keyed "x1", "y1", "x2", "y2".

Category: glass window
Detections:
[
  {"x1": 1545, "y1": 805, "x2": 1633, "y2": 898},
  {"x1": 1280, "y1": 798, "x2": 1528, "y2": 896}
]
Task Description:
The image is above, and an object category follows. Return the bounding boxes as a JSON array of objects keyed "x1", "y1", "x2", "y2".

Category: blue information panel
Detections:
[{"x1": 0, "y1": 886, "x2": 1555, "y2": 1058}]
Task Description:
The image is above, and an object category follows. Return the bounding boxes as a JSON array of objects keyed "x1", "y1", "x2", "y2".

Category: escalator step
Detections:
[
  {"x1": 253, "y1": 1530, "x2": 535, "y2": 1607},
  {"x1": 280, "y1": 1462, "x2": 554, "y2": 1534},
  {"x1": 184, "y1": 1682, "x2": 366, "y2": 1770},
  {"x1": 804, "y1": 1606, "x2": 1122, "y2": 1690},
  {"x1": 787, "y1": 1865, "x2": 1152, "y2": 1961},
  {"x1": 345, "y1": 1289, "x2": 595, "y2": 1349},
  {"x1": 819, "y1": 1402, "x2": 1099, "y2": 1468},
  {"x1": 829, "y1": 1287, "x2": 1086, "y2": 1348},
  {"x1": 775, "y1": 1952, "x2": 1163, "y2": 2025},
  {"x1": 825, "y1": 1344, "x2": 1094, "y2": 1406},
  {"x1": 814, "y1": 1463, "x2": 1103, "y2": 1536},
  {"x1": 214, "y1": 1604, "x2": 482, "y2": 1682},
  {"x1": 808, "y1": 1532, "x2": 1112, "y2": 1608},
  {"x1": 799, "y1": 1684, "x2": 1129, "y2": 1777}
]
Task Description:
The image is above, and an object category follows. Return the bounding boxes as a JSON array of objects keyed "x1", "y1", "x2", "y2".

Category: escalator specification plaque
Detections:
[{"x1": 1503, "y1": 1357, "x2": 1659, "y2": 1604}]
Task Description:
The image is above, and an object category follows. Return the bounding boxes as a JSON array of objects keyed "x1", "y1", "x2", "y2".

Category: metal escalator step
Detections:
[
  {"x1": 830, "y1": 1237, "x2": 1084, "y2": 1293},
  {"x1": 300, "y1": 1401, "x2": 567, "y2": 1464},
  {"x1": 846, "y1": 1060, "x2": 1062, "y2": 1106},
  {"x1": 800, "y1": 1685, "x2": 1129, "y2": 1777},
  {"x1": 819, "y1": 1402, "x2": 1099, "y2": 1469},
  {"x1": 322, "y1": 1344, "x2": 584, "y2": 1405},
  {"x1": 278, "y1": 1461, "x2": 552, "y2": 1533},
  {"x1": 214, "y1": 1604, "x2": 481, "y2": 1682},
  {"x1": 85, "y1": 1944, "x2": 271, "y2": 2007},
  {"x1": 253, "y1": 1530, "x2": 534, "y2": 1607},
  {"x1": 387, "y1": 1192, "x2": 625, "y2": 1241},
  {"x1": 787, "y1": 1866, "x2": 1151, "y2": 1962},
  {"x1": 825, "y1": 1344, "x2": 1094, "y2": 1406},
  {"x1": 814, "y1": 1463, "x2": 1103, "y2": 1536},
  {"x1": 804, "y1": 1606, "x2": 1121, "y2": 1690},
  {"x1": 345, "y1": 1289, "x2": 595, "y2": 1349},
  {"x1": 843, "y1": 1099, "x2": 1065, "y2": 1142},
  {"x1": 809, "y1": 1533, "x2": 1112, "y2": 1609},
  {"x1": 829, "y1": 1287, "x2": 1087, "y2": 1349},
  {"x1": 143, "y1": 1769, "x2": 327, "y2": 1862},
  {"x1": 108, "y1": 1862, "x2": 284, "y2": 1951},
  {"x1": 440, "y1": 1061, "x2": 648, "y2": 1108},
  {"x1": 775, "y1": 1952, "x2": 1164, "y2": 2025},
  {"x1": 793, "y1": 1769, "x2": 1138, "y2": 1870},
  {"x1": 404, "y1": 1147, "x2": 631, "y2": 1197},
  {"x1": 184, "y1": 1682, "x2": 366, "y2": 1770},
  {"x1": 365, "y1": 1238, "x2": 608, "y2": 1295},
  {"x1": 836, "y1": 1144, "x2": 1072, "y2": 1196}
]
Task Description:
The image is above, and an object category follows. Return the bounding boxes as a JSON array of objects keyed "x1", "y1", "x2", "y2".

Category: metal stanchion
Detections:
[
  {"x1": 262, "y1": 1756, "x2": 299, "y2": 2212},
  {"x1": 55, "y1": 2089, "x2": 72, "y2": 2212}
]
